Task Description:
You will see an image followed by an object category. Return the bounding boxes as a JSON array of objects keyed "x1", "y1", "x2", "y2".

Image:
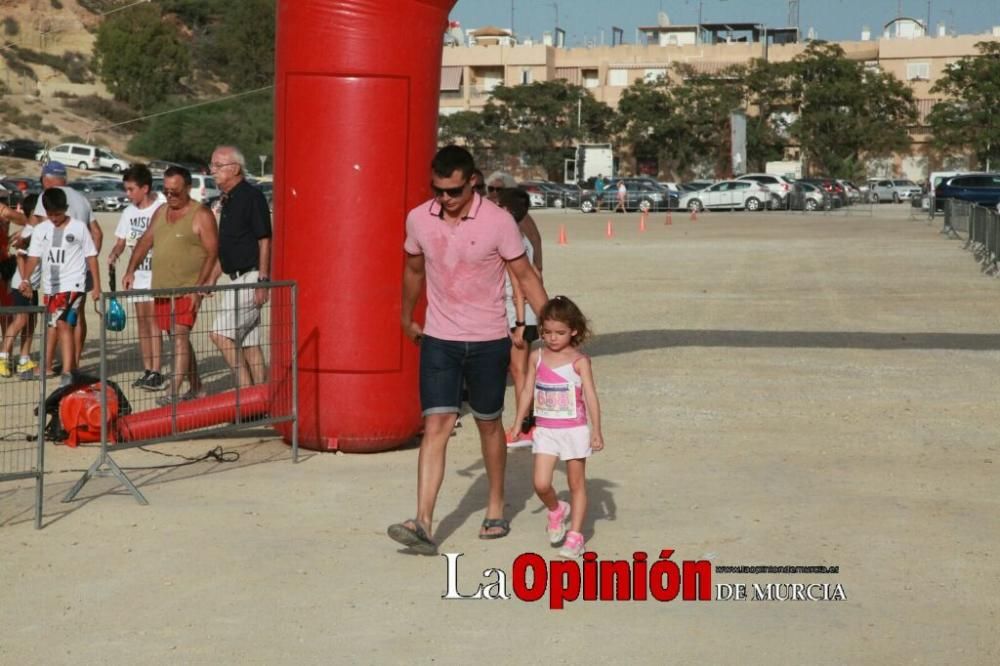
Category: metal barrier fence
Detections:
[
  {"x1": 0, "y1": 305, "x2": 47, "y2": 529},
  {"x1": 942, "y1": 199, "x2": 1000, "y2": 276},
  {"x1": 63, "y1": 280, "x2": 298, "y2": 505}
]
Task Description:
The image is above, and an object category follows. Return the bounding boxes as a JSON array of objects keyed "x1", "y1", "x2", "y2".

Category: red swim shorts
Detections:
[{"x1": 154, "y1": 296, "x2": 198, "y2": 332}]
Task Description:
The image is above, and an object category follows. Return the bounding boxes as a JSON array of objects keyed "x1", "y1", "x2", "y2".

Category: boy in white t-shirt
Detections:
[
  {"x1": 108, "y1": 164, "x2": 167, "y2": 391},
  {"x1": 19, "y1": 188, "x2": 100, "y2": 386}
]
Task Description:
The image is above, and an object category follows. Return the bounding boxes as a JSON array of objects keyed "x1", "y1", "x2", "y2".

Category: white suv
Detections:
[
  {"x1": 736, "y1": 173, "x2": 799, "y2": 208},
  {"x1": 190, "y1": 174, "x2": 220, "y2": 202}
]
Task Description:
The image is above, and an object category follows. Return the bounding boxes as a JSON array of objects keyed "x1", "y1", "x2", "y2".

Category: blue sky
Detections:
[{"x1": 450, "y1": 0, "x2": 1000, "y2": 45}]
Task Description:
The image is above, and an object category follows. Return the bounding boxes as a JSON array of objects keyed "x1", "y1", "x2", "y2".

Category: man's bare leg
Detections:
[
  {"x1": 414, "y1": 412, "x2": 459, "y2": 533},
  {"x1": 476, "y1": 416, "x2": 507, "y2": 536}
]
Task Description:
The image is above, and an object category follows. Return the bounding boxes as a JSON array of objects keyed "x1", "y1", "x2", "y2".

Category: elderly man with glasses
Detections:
[
  {"x1": 206, "y1": 145, "x2": 272, "y2": 388},
  {"x1": 387, "y1": 145, "x2": 548, "y2": 555},
  {"x1": 124, "y1": 166, "x2": 218, "y2": 404}
]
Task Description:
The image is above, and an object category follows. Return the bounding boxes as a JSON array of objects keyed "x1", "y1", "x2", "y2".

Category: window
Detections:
[
  {"x1": 520, "y1": 68, "x2": 532, "y2": 85},
  {"x1": 54, "y1": 144, "x2": 68, "y2": 152},
  {"x1": 71, "y1": 146, "x2": 90, "y2": 155},
  {"x1": 643, "y1": 68, "x2": 667, "y2": 82},
  {"x1": 730, "y1": 182, "x2": 751, "y2": 190},
  {"x1": 906, "y1": 62, "x2": 930, "y2": 80},
  {"x1": 608, "y1": 69, "x2": 629, "y2": 86},
  {"x1": 582, "y1": 69, "x2": 599, "y2": 88}
]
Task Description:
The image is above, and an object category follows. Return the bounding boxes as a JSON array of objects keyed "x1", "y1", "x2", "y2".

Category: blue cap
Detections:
[{"x1": 41, "y1": 161, "x2": 67, "y2": 178}]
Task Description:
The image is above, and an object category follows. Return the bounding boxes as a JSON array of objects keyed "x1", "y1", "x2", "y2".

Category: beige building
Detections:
[{"x1": 440, "y1": 22, "x2": 1000, "y2": 179}]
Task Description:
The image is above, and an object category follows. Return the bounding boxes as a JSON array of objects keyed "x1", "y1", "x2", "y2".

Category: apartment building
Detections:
[{"x1": 440, "y1": 19, "x2": 1000, "y2": 178}]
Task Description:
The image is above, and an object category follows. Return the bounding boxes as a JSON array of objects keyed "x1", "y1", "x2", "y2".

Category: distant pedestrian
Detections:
[
  {"x1": 594, "y1": 173, "x2": 605, "y2": 212},
  {"x1": 615, "y1": 180, "x2": 627, "y2": 214},
  {"x1": 0, "y1": 194, "x2": 38, "y2": 379}
]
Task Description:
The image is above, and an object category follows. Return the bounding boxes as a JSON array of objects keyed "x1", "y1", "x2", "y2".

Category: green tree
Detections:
[
  {"x1": 741, "y1": 59, "x2": 796, "y2": 171},
  {"x1": 616, "y1": 66, "x2": 743, "y2": 178},
  {"x1": 438, "y1": 110, "x2": 492, "y2": 154},
  {"x1": 788, "y1": 42, "x2": 916, "y2": 177},
  {"x1": 481, "y1": 80, "x2": 615, "y2": 180},
  {"x1": 202, "y1": 0, "x2": 275, "y2": 92},
  {"x1": 128, "y1": 92, "x2": 273, "y2": 164},
  {"x1": 92, "y1": 4, "x2": 190, "y2": 110},
  {"x1": 928, "y1": 41, "x2": 1000, "y2": 169}
]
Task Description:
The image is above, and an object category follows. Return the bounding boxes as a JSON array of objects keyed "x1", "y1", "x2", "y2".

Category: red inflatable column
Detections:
[{"x1": 272, "y1": 0, "x2": 456, "y2": 452}]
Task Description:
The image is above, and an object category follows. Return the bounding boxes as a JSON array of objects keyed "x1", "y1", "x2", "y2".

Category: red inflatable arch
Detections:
[{"x1": 271, "y1": 0, "x2": 457, "y2": 452}]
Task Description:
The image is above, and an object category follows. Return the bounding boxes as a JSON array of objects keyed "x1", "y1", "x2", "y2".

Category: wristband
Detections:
[{"x1": 514, "y1": 320, "x2": 526, "y2": 327}]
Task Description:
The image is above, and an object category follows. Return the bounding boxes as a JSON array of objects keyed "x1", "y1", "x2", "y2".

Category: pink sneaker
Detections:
[
  {"x1": 546, "y1": 500, "x2": 571, "y2": 545},
  {"x1": 559, "y1": 531, "x2": 585, "y2": 559}
]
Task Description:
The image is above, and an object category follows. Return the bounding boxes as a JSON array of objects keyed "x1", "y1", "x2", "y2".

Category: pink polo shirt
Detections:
[{"x1": 404, "y1": 193, "x2": 526, "y2": 341}]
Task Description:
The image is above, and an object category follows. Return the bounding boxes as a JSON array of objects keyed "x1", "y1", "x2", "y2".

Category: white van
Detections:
[
  {"x1": 190, "y1": 174, "x2": 220, "y2": 202},
  {"x1": 36, "y1": 142, "x2": 130, "y2": 172}
]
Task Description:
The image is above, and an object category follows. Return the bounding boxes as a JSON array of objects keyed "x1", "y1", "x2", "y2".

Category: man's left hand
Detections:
[{"x1": 254, "y1": 286, "x2": 268, "y2": 307}]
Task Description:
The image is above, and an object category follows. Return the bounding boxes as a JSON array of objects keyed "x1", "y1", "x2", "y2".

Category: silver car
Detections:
[
  {"x1": 868, "y1": 178, "x2": 922, "y2": 203},
  {"x1": 679, "y1": 179, "x2": 771, "y2": 212},
  {"x1": 68, "y1": 179, "x2": 129, "y2": 212}
]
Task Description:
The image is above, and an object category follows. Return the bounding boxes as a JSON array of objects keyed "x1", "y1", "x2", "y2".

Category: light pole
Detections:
[{"x1": 548, "y1": 2, "x2": 559, "y2": 36}]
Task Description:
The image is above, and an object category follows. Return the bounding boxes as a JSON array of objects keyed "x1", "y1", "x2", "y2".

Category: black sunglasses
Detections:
[
  {"x1": 487, "y1": 185, "x2": 504, "y2": 193},
  {"x1": 431, "y1": 181, "x2": 468, "y2": 198}
]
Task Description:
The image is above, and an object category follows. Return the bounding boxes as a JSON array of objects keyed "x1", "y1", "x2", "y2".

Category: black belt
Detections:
[{"x1": 226, "y1": 268, "x2": 257, "y2": 280}]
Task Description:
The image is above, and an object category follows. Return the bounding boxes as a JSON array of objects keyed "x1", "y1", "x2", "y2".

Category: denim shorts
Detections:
[{"x1": 419, "y1": 335, "x2": 511, "y2": 420}]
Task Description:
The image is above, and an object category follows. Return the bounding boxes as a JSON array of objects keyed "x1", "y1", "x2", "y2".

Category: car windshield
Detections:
[{"x1": 893, "y1": 180, "x2": 917, "y2": 187}]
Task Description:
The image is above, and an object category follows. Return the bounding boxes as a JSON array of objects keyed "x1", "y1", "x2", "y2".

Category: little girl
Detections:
[{"x1": 508, "y1": 296, "x2": 604, "y2": 559}]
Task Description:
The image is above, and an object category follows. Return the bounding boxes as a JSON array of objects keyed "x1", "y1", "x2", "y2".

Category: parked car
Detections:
[
  {"x1": 96, "y1": 148, "x2": 130, "y2": 172},
  {"x1": 798, "y1": 178, "x2": 847, "y2": 207},
  {"x1": 929, "y1": 170, "x2": 976, "y2": 211},
  {"x1": 580, "y1": 177, "x2": 675, "y2": 213},
  {"x1": 37, "y1": 142, "x2": 101, "y2": 170},
  {"x1": 147, "y1": 159, "x2": 184, "y2": 176},
  {"x1": 551, "y1": 182, "x2": 581, "y2": 209},
  {"x1": 788, "y1": 182, "x2": 830, "y2": 211},
  {"x1": 680, "y1": 179, "x2": 716, "y2": 192},
  {"x1": 68, "y1": 179, "x2": 129, "y2": 212},
  {"x1": 838, "y1": 180, "x2": 862, "y2": 204},
  {"x1": 934, "y1": 173, "x2": 1000, "y2": 210},
  {"x1": 519, "y1": 181, "x2": 565, "y2": 208},
  {"x1": 737, "y1": 173, "x2": 800, "y2": 208},
  {"x1": 679, "y1": 179, "x2": 772, "y2": 212},
  {"x1": 0, "y1": 138, "x2": 45, "y2": 160},
  {"x1": 868, "y1": 178, "x2": 921, "y2": 203},
  {"x1": 190, "y1": 174, "x2": 220, "y2": 202}
]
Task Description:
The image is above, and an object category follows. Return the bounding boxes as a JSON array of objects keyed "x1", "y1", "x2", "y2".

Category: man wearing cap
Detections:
[
  {"x1": 207, "y1": 145, "x2": 271, "y2": 387},
  {"x1": 32, "y1": 161, "x2": 103, "y2": 375}
]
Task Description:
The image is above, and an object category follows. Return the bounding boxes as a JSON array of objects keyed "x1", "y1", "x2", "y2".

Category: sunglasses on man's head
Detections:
[{"x1": 431, "y1": 181, "x2": 468, "y2": 198}]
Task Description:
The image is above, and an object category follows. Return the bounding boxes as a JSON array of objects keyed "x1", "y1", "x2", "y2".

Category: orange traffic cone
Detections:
[
  {"x1": 665, "y1": 210, "x2": 673, "y2": 225},
  {"x1": 606, "y1": 219, "x2": 614, "y2": 238},
  {"x1": 639, "y1": 212, "x2": 647, "y2": 232},
  {"x1": 558, "y1": 224, "x2": 567, "y2": 245}
]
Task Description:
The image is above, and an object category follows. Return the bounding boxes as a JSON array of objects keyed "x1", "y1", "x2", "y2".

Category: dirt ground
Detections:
[{"x1": 1, "y1": 204, "x2": 998, "y2": 664}]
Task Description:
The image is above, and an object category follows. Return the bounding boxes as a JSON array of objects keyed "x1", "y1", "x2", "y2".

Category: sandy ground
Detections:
[{"x1": 1, "y1": 204, "x2": 999, "y2": 664}]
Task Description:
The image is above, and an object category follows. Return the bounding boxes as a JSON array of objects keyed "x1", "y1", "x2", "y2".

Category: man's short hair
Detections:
[
  {"x1": 123, "y1": 163, "x2": 153, "y2": 189},
  {"x1": 498, "y1": 188, "x2": 530, "y2": 223},
  {"x1": 164, "y1": 165, "x2": 192, "y2": 186},
  {"x1": 42, "y1": 187, "x2": 67, "y2": 214},
  {"x1": 431, "y1": 145, "x2": 475, "y2": 180}
]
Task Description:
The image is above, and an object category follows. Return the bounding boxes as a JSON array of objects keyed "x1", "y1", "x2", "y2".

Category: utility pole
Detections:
[{"x1": 510, "y1": 0, "x2": 514, "y2": 38}]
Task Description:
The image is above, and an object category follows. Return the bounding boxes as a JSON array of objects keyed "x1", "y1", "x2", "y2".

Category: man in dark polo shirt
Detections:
[{"x1": 208, "y1": 145, "x2": 271, "y2": 387}]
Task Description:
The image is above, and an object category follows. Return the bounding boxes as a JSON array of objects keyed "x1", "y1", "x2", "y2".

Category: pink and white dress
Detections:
[{"x1": 532, "y1": 351, "x2": 591, "y2": 460}]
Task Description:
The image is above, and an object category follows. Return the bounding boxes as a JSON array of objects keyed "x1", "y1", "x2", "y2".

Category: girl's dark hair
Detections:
[
  {"x1": 20, "y1": 193, "x2": 38, "y2": 214},
  {"x1": 539, "y1": 295, "x2": 591, "y2": 346}
]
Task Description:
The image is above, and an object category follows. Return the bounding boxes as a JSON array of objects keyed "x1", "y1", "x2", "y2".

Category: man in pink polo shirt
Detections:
[{"x1": 388, "y1": 146, "x2": 548, "y2": 555}]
